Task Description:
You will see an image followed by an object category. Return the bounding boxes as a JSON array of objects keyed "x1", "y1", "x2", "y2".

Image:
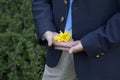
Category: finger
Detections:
[
  {"x1": 69, "y1": 45, "x2": 79, "y2": 54},
  {"x1": 48, "y1": 35, "x2": 54, "y2": 47},
  {"x1": 48, "y1": 38, "x2": 53, "y2": 46},
  {"x1": 69, "y1": 47, "x2": 75, "y2": 54},
  {"x1": 55, "y1": 47, "x2": 70, "y2": 51},
  {"x1": 54, "y1": 41, "x2": 77, "y2": 48},
  {"x1": 43, "y1": 31, "x2": 54, "y2": 46},
  {"x1": 46, "y1": 35, "x2": 54, "y2": 47}
]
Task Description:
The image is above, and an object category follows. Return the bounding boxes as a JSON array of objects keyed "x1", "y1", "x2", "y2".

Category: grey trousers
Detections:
[{"x1": 42, "y1": 51, "x2": 76, "y2": 80}]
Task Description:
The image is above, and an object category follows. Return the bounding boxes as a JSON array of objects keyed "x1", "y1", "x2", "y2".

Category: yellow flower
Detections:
[{"x1": 54, "y1": 31, "x2": 71, "y2": 42}]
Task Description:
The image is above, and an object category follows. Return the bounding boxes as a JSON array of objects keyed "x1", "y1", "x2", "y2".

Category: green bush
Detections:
[{"x1": 0, "y1": 0, "x2": 45, "y2": 80}]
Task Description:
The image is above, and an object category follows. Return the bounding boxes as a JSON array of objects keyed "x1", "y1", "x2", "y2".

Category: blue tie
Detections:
[{"x1": 65, "y1": 0, "x2": 73, "y2": 34}]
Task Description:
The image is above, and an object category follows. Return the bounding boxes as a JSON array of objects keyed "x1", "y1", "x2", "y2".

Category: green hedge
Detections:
[{"x1": 0, "y1": 0, "x2": 45, "y2": 80}]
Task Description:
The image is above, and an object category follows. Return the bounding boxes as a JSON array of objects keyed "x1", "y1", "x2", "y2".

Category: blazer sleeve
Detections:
[
  {"x1": 32, "y1": 0, "x2": 56, "y2": 45},
  {"x1": 81, "y1": 0, "x2": 120, "y2": 57}
]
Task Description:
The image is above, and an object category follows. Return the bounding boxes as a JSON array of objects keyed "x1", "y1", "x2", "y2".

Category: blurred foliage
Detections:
[{"x1": 0, "y1": 0, "x2": 45, "y2": 80}]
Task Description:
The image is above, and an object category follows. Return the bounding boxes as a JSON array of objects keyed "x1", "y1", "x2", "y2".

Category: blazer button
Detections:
[
  {"x1": 60, "y1": 16, "x2": 65, "y2": 23},
  {"x1": 100, "y1": 53, "x2": 104, "y2": 56},
  {"x1": 64, "y1": 0, "x2": 68, "y2": 5},
  {"x1": 96, "y1": 54, "x2": 100, "y2": 58}
]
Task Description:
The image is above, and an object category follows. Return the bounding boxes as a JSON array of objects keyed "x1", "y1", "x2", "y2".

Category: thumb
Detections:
[
  {"x1": 43, "y1": 31, "x2": 54, "y2": 46},
  {"x1": 69, "y1": 46, "x2": 77, "y2": 54},
  {"x1": 47, "y1": 37, "x2": 53, "y2": 47}
]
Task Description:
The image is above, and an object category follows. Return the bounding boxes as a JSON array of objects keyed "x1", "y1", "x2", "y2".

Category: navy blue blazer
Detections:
[{"x1": 32, "y1": 0, "x2": 120, "y2": 80}]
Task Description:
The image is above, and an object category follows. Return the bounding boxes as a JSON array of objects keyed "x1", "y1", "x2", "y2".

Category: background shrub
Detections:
[{"x1": 0, "y1": 0, "x2": 45, "y2": 80}]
